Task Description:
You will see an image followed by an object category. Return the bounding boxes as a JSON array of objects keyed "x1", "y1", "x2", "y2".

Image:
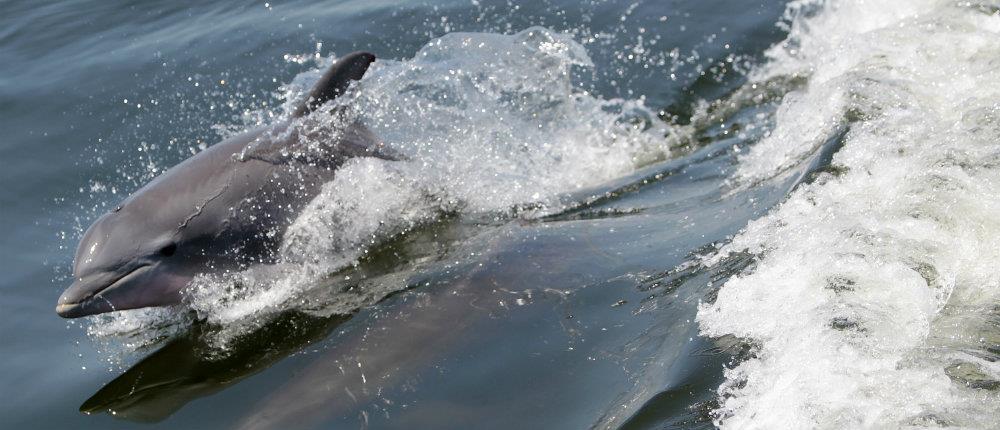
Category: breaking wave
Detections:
[{"x1": 697, "y1": 0, "x2": 1000, "y2": 428}]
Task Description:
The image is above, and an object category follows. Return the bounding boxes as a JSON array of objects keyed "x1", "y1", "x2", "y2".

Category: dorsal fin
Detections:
[{"x1": 292, "y1": 51, "x2": 376, "y2": 118}]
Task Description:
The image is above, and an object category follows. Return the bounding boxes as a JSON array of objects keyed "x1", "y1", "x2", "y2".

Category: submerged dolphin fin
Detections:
[
  {"x1": 240, "y1": 120, "x2": 401, "y2": 168},
  {"x1": 292, "y1": 51, "x2": 376, "y2": 118}
]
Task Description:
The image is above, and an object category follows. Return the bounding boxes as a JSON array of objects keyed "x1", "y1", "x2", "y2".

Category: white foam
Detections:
[
  {"x1": 698, "y1": 0, "x2": 1000, "y2": 427},
  {"x1": 352, "y1": 27, "x2": 672, "y2": 213},
  {"x1": 85, "y1": 306, "x2": 192, "y2": 366}
]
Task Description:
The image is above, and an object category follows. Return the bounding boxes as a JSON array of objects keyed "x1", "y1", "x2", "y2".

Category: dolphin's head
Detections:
[{"x1": 56, "y1": 205, "x2": 195, "y2": 318}]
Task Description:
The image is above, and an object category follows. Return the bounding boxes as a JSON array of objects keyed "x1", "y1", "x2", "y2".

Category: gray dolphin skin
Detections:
[{"x1": 56, "y1": 52, "x2": 387, "y2": 318}]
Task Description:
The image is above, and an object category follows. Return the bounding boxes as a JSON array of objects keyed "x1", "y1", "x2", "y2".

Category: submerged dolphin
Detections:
[{"x1": 56, "y1": 52, "x2": 389, "y2": 318}]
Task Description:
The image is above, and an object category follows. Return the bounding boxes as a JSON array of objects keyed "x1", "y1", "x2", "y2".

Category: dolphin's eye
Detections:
[{"x1": 159, "y1": 243, "x2": 177, "y2": 257}]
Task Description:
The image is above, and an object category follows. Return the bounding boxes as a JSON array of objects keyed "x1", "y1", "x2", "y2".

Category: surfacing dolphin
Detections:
[{"x1": 56, "y1": 52, "x2": 389, "y2": 318}]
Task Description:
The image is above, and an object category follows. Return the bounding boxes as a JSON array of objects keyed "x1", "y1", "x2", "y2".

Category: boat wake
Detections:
[{"x1": 697, "y1": 0, "x2": 1000, "y2": 427}]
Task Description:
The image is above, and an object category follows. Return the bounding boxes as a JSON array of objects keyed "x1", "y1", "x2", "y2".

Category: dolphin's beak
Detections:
[{"x1": 56, "y1": 265, "x2": 151, "y2": 318}]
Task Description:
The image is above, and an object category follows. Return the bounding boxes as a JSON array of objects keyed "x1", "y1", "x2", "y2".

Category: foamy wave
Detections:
[
  {"x1": 698, "y1": 0, "x2": 1000, "y2": 428},
  {"x1": 89, "y1": 27, "x2": 673, "y2": 353},
  {"x1": 354, "y1": 27, "x2": 673, "y2": 213}
]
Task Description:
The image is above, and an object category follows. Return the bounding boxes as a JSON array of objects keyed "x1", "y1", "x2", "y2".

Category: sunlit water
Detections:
[{"x1": 1, "y1": 0, "x2": 997, "y2": 429}]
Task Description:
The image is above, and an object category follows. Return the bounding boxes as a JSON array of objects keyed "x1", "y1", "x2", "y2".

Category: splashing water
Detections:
[
  {"x1": 698, "y1": 0, "x2": 1000, "y2": 428},
  {"x1": 88, "y1": 27, "x2": 673, "y2": 353}
]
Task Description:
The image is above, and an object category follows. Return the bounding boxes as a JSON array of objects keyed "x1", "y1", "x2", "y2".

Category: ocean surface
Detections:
[{"x1": 2, "y1": 0, "x2": 999, "y2": 429}]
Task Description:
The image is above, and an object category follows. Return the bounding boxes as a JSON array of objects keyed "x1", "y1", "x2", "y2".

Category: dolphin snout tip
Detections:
[
  {"x1": 55, "y1": 302, "x2": 85, "y2": 318},
  {"x1": 55, "y1": 302, "x2": 75, "y2": 318},
  {"x1": 56, "y1": 286, "x2": 81, "y2": 318},
  {"x1": 55, "y1": 276, "x2": 111, "y2": 318}
]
